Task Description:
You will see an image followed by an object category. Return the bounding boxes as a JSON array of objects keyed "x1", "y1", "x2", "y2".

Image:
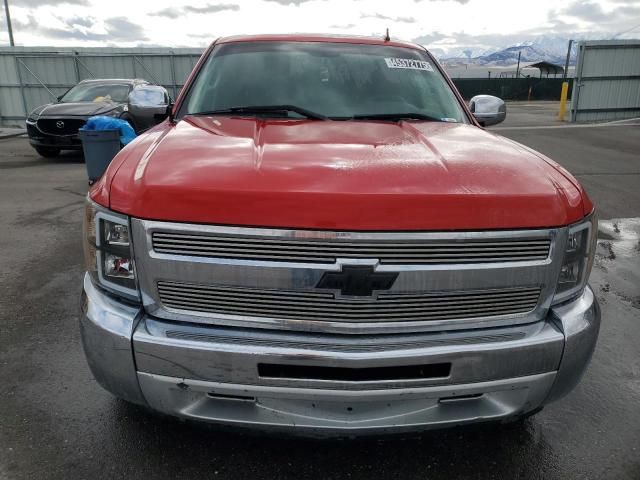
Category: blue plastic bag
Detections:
[{"x1": 80, "y1": 116, "x2": 136, "y2": 145}]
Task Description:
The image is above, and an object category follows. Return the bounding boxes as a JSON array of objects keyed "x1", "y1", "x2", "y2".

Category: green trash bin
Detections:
[{"x1": 78, "y1": 129, "x2": 121, "y2": 182}]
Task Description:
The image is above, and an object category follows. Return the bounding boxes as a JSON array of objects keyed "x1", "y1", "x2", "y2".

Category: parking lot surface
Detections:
[{"x1": 1, "y1": 111, "x2": 639, "y2": 479}]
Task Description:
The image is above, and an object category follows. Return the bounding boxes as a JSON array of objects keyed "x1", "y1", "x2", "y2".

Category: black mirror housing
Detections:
[{"x1": 153, "y1": 104, "x2": 173, "y2": 124}]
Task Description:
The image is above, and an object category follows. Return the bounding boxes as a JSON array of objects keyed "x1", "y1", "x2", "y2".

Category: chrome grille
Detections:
[
  {"x1": 157, "y1": 281, "x2": 541, "y2": 323},
  {"x1": 135, "y1": 219, "x2": 562, "y2": 334},
  {"x1": 152, "y1": 232, "x2": 551, "y2": 264}
]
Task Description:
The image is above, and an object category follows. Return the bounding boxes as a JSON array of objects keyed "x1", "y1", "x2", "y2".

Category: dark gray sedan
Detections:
[{"x1": 25, "y1": 78, "x2": 169, "y2": 157}]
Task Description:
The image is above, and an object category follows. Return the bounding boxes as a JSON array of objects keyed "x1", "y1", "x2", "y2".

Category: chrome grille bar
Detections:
[
  {"x1": 157, "y1": 281, "x2": 541, "y2": 323},
  {"x1": 152, "y1": 232, "x2": 551, "y2": 264},
  {"x1": 164, "y1": 329, "x2": 527, "y2": 353}
]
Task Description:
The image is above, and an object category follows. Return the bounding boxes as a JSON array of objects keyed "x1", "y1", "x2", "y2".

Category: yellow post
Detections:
[{"x1": 558, "y1": 81, "x2": 569, "y2": 121}]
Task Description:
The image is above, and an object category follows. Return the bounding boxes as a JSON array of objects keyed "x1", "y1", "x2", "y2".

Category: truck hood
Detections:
[
  {"x1": 34, "y1": 102, "x2": 120, "y2": 117},
  {"x1": 104, "y1": 116, "x2": 586, "y2": 230}
]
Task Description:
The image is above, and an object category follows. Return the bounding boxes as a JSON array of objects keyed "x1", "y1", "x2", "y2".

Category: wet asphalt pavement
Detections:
[{"x1": 1, "y1": 111, "x2": 639, "y2": 479}]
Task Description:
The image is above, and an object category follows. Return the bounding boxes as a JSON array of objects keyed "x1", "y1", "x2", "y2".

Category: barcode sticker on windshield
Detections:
[{"x1": 384, "y1": 58, "x2": 434, "y2": 71}]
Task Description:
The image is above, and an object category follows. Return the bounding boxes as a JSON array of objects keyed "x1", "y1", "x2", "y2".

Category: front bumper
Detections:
[
  {"x1": 26, "y1": 122, "x2": 82, "y2": 150},
  {"x1": 80, "y1": 273, "x2": 600, "y2": 436}
]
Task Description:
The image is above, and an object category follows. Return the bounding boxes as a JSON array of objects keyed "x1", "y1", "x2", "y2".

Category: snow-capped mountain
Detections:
[
  {"x1": 477, "y1": 45, "x2": 567, "y2": 65},
  {"x1": 435, "y1": 36, "x2": 582, "y2": 67},
  {"x1": 512, "y1": 36, "x2": 577, "y2": 58},
  {"x1": 429, "y1": 46, "x2": 497, "y2": 60}
]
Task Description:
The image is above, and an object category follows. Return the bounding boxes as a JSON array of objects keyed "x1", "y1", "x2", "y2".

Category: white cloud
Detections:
[{"x1": 1, "y1": 0, "x2": 638, "y2": 52}]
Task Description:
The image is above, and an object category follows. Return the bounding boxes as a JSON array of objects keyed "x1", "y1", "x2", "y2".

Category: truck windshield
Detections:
[
  {"x1": 182, "y1": 41, "x2": 467, "y2": 122},
  {"x1": 60, "y1": 83, "x2": 130, "y2": 104}
]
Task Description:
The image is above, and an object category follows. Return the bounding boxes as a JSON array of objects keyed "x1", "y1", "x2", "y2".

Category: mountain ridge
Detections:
[{"x1": 434, "y1": 36, "x2": 580, "y2": 67}]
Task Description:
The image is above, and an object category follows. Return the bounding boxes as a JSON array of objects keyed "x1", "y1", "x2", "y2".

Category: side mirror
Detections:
[
  {"x1": 469, "y1": 95, "x2": 506, "y2": 126},
  {"x1": 128, "y1": 85, "x2": 169, "y2": 108},
  {"x1": 128, "y1": 85, "x2": 171, "y2": 128}
]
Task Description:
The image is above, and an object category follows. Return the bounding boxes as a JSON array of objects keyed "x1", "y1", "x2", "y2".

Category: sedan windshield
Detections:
[
  {"x1": 60, "y1": 83, "x2": 130, "y2": 103},
  {"x1": 182, "y1": 42, "x2": 467, "y2": 122}
]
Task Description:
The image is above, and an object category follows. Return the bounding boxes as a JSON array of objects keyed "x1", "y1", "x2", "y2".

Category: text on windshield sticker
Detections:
[{"x1": 384, "y1": 58, "x2": 434, "y2": 71}]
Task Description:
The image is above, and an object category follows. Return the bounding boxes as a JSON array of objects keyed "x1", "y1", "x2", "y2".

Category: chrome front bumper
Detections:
[{"x1": 80, "y1": 273, "x2": 600, "y2": 436}]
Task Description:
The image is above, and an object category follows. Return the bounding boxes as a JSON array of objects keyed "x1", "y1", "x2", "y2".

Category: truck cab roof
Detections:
[{"x1": 214, "y1": 33, "x2": 425, "y2": 51}]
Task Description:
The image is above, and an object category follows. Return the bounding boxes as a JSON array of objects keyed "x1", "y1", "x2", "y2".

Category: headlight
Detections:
[
  {"x1": 26, "y1": 115, "x2": 37, "y2": 124},
  {"x1": 83, "y1": 198, "x2": 139, "y2": 301},
  {"x1": 553, "y1": 211, "x2": 598, "y2": 304}
]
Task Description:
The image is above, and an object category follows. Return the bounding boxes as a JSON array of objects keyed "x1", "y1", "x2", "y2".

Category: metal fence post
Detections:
[
  {"x1": 569, "y1": 42, "x2": 585, "y2": 122},
  {"x1": 16, "y1": 57, "x2": 58, "y2": 100},
  {"x1": 73, "y1": 52, "x2": 81, "y2": 83},
  {"x1": 13, "y1": 56, "x2": 28, "y2": 118},
  {"x1": 170, "y1": 51, "x2": 178, "y2": 100},
  {"x1": 133, "y1": 55, "x2": 163, "y2": 86},
  {"x1": 75, "y1": 55, "x2": 95, "y2": 79}
]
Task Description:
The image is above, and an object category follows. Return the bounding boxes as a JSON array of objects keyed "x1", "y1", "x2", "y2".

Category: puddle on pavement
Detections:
[{"x1": 595, "y1": 218, "x2": 640, "y2": 309}]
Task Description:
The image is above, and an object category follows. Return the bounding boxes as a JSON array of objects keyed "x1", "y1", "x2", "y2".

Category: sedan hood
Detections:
[
  {"x1": 104, "y1": 116, "x2": 586, "y2": 230},
  {"x1": 35, "y1": 102, "x2": 119, "y2": 117}
]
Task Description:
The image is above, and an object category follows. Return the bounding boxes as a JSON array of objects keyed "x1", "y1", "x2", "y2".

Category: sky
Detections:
[{"x1": 1, "y1": 0, "x2": 639, "y2": 57}]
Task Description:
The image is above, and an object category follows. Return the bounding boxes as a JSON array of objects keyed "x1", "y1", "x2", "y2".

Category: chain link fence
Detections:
[
  {"x1": 452, "y1": 78, "x2": 571, "y2": 101},
  {"x1": 0, "y1": 47, "x2": 202, "y2": 127}
]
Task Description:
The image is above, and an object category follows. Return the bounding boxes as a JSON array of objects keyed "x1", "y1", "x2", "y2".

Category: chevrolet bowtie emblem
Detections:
[{"x1": 316, "y1": 265, "x2": 398, "y2": 297}]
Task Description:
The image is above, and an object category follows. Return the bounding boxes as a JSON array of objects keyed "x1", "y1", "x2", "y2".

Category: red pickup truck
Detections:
[{"x1": 81, "y1": 34, "x2": 600, "y2": 436}]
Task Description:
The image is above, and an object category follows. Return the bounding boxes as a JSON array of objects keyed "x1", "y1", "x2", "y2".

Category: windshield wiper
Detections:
[
  {"x1": 349, "y1": 112, "x2": 443, "y2": 122},
  {"x1": 191, "y1": 105, "x2": 327, "y2": 120}
]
